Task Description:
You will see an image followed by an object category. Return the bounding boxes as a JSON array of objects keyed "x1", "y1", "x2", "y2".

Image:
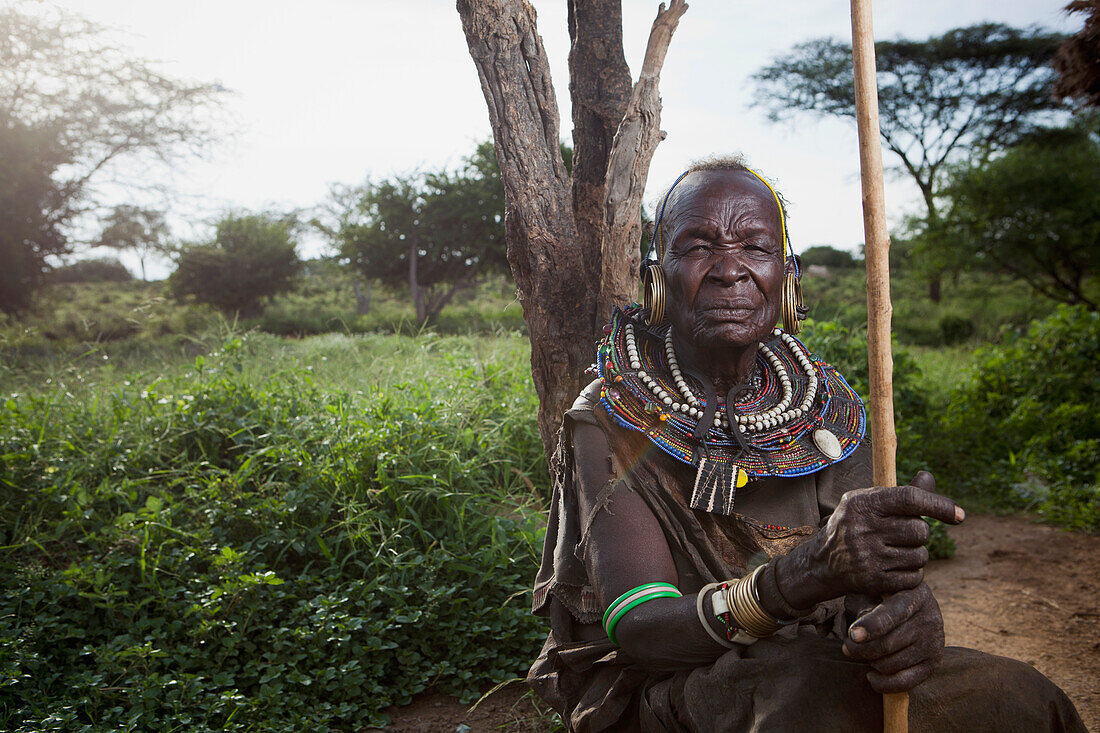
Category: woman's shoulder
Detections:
[{"x1": 566, "y1": 378, "x2": 604, "y2": 422}]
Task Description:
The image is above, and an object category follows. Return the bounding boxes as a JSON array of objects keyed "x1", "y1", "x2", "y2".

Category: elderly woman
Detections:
[{"x1": 528, "y1": 159, "x2": 1085, "y2": 731}]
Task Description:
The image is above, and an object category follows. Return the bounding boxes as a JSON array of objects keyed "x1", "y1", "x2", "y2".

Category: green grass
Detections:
[
  {"x1": 0, "y1": 330, "x2": 550, "y2": 731},
  {"x1": 6, "y1": 262, "x2": 1064, "y2": 356},
  {"x1": 0, "y1": 267, "x2": 526, "y2": 364},
  {"x1": 906, "y1": 345, "x2": 979, "y2": 403}
]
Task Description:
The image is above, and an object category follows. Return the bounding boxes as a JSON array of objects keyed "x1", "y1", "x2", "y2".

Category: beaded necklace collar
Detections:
[{"x1": 595, "y1": 307, "x2": 866, "y2": 515}]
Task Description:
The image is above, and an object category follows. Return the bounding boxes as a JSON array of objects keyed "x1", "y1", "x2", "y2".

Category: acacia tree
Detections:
[
  {"x1": 337, "y1": 142, "x2": 508, "y2": 324},
  {"x1": 95, "y1": 205, "x2": 169, "y2": 281},
  {"x1": 457, "y1": 0, "x2": 688, "y2": 455},
  {"x1": 939, "y1": 125, "x2": 1100, "y2": 309},
  {"x1": 0, "y1": 3, "x2": 225, "y2": 308},
  {"x1": 751, "y1": 24, "x2": 1068, "y2": 300},
  {"x1": 0, "y1": 4, "x2": 225, "y2": 222}
]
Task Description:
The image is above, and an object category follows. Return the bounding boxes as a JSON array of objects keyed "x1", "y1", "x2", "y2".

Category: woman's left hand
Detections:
[{"x1": 841, "y1": 582, "x2": 945, "y2": 693}]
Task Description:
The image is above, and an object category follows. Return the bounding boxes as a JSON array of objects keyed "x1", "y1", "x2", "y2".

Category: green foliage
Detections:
[
  {"x1": 803, "y1": 265, "x2": 1060, "y2": 346},
  {"x1": 0, "y1": 2, "x2": 224, "y2": 315},
  {"x1": 800, "y1": 320, "x2": 958, "y2": 558},
  {"x1": 938, "y1": 122, "x2": 1100, "y2": 308},
  {"x1": 800, "y1": 245, "x2": 856, "y2": 269},
  {"x1": 0, "y1": 281, "x2": 224, "y2": 354},
  {"x1": 0, "y1": 110, "x2": 70, "y2": 314},
  {"x1": 48, "y1": 258, "x2": 134, "y2": 285},
  {"x1": 752, "y1": 24, "x2": 1067, "y2": 203},
  {"x1": 937, "y1": 315, "x2": 974, "y2": 346},
  {"x1": 172, "y1": 213, "x2": 302, "y2": 318},
  {"x1": 256, "y1": 267, "x2": 525, "y2": 338},
  {"x1": 800, "y1": 319, "x2": 929, "y2": 478},
  {"x1": 336, "y1": 141, "x2": 506, "y2": 324},
  {"x1": 924, "y1": 519, "x2": 956, "y2": 561},
  {"x1": 0, "y1": 331, "x2": 549, "y2": 731},
  {"x1": 925, "y1": 306, "x2": 1100, "y2": 530},
  {"x1": 0, "y1": 272, "x2": 526, "y2": 358}
]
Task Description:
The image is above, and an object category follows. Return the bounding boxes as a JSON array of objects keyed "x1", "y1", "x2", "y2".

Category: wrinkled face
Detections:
[{"x1": 661, "y1": 170, "x2": 787, "y2": 350}]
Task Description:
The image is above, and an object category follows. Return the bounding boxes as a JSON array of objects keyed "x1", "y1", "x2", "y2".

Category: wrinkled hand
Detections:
[
  {"x1": 843, "y1": 583, "x2": 945, "y2": 693},
  {"x1": 805, "y1": 471, "x2": 962, "y2": 598},
  {"x1": 763, "y1": 471, "x2": 965, "y2": 615}
]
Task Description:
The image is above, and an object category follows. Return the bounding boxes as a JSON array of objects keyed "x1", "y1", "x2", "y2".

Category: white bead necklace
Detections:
[{"x1": 624, "y1": 323, "x2": 820, "y2": 435}]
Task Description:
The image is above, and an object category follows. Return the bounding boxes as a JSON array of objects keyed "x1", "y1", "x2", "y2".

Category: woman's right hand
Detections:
[{"x1": 770, "y1": 471, "x2": 964, "y2": 608}]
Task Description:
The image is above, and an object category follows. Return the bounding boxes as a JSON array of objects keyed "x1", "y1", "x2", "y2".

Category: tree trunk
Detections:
[
  {"x1": 567, "y1": 0, "x2": 633, "y2": 320},
  {"x1": 922, "y1": 191, "x2": 942, "y2": 303},
  {"x1": 354, "y1": 280, "x2": 372, "y2": 315},
  {"x1": 424, "y1": 276, "x2": 473, "y2": 322},
  {"x1": 409, "y1": 237, "x2": 427, "y2": 324},
  {"x1": 458, "y1": 0, "x2": 686, "y2": 459}
]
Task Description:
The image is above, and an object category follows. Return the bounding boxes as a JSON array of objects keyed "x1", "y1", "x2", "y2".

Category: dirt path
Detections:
[
  {"x1": 376, "y1": 514, "x2": 1099, "y2": 732},
  {"x1": 925, "y1": 513, "x2": 1099, "y2": 732}
]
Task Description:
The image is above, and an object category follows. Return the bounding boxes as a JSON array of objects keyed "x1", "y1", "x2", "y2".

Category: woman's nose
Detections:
[{"x1": 705, "y1": 251, "x2": 750, "y2": 285}]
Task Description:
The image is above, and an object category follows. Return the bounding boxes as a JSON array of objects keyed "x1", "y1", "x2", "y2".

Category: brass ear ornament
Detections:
[
  {"x1": 642, "y1": 263, "x2": 666, "y2": 326},
  {"x1": 782, "y1": 273, "x2": 804, "y2": 335}
]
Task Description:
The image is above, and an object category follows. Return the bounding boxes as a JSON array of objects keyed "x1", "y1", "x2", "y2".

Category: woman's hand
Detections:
[
  {"x1": 767, "y1": 471, "x2": 964, "y2": 609},
  {"x1": 842, "y1": 583, "x2": 945, "y2": 693}
]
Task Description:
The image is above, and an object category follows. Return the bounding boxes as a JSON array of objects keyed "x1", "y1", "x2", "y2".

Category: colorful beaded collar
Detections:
[{"x1": 595, "y1": 307, "x2": 866, "y2": 515}]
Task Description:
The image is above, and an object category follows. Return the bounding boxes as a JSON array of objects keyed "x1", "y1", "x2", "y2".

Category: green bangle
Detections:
[
  {"x1": 602, "y1": 582, "x2": 679, "y2": 628},
  {"x1": 602, "y1": 582, "x2": 682, "y2": 647}
]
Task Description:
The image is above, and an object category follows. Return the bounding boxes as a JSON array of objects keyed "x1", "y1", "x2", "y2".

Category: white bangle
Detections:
[{"x1": 695, "y1": 582, "x2": 740, "y2": 649}]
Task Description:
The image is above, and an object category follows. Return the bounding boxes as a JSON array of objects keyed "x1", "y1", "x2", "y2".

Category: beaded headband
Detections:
[{"x1": 646, "y1": 166, "x2": 791, "y2": 266}]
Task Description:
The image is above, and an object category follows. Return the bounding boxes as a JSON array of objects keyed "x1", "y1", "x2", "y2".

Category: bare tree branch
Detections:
[
  {"x1": 458, "y1": 0, "x2": 686, "y2": 457},
  {"x1": 601, "y1": 0, "x2": 688, "y2": 319},
  {"x1": 568, "y1": 0, "x2": 633, "y2": 290}
]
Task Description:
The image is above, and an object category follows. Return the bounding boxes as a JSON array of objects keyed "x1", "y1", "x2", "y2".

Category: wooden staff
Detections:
[{"x1": 849, "y1": 0, "x2": 907, "y2": 732}]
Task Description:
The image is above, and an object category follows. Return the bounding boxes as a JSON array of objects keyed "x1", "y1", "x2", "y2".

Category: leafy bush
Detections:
[
  {"x1": 927, "y1": 305, "x2": 1100, "y2": 530},
  {"x1": 800, "y1": 319, "x2": 929, "y2": 474},
  {"x1": 256, "y1": 295, "x2": 352, "y2": 336},
  {"x1": 800, "y1": 319, "x2": 955, "y2": 556},
  {"x1": 800, "y1": 245, "x2": 857, "y2": 269},
  {"x1": 171, "y1": 213, "x2": 301, "y2": 318},
  {"x1": 0, "y1": 333, "x2": 549, "y2": 731},
  {"x1": 49, "y1": 258, "x2": 134, "y2": 284},
  {"x1": 937, "y1": 315, "x2": 974, "y2": 345},
  {"x1": 0, "y1": 281, "x2": 225, "y2": 356}
]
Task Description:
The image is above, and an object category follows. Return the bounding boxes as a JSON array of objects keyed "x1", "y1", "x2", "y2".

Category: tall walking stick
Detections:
[{"x1": 848, "y1": 1, "x2": 907, "y2": 732}]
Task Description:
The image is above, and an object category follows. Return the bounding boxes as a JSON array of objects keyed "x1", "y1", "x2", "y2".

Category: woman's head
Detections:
[{"x1": 656, "y1": 163, "x2": 794, "y2": 351}]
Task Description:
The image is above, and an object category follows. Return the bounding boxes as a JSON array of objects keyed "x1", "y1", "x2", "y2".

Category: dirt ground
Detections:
[
  {"x1": 926, "y1": 514, "x2": 1099, "y2": 732},
  {"x1": 372, "y1": 514, "x2": 1100, "y2": 732}
]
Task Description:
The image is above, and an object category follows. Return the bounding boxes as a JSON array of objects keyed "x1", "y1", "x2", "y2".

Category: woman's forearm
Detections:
[{"x1": 613, "y1": 593, "x2": 743, "y2": 670}]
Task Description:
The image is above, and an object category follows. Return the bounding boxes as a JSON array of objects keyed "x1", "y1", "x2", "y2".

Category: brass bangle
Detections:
[{"x1": 724, "y1": 565, "x2": 782, "y2": 638}]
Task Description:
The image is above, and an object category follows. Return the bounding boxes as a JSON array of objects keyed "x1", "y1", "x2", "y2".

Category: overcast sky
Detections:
[{"x1": 60, "y1": 0, "x2": 1076, "y2": 277}]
